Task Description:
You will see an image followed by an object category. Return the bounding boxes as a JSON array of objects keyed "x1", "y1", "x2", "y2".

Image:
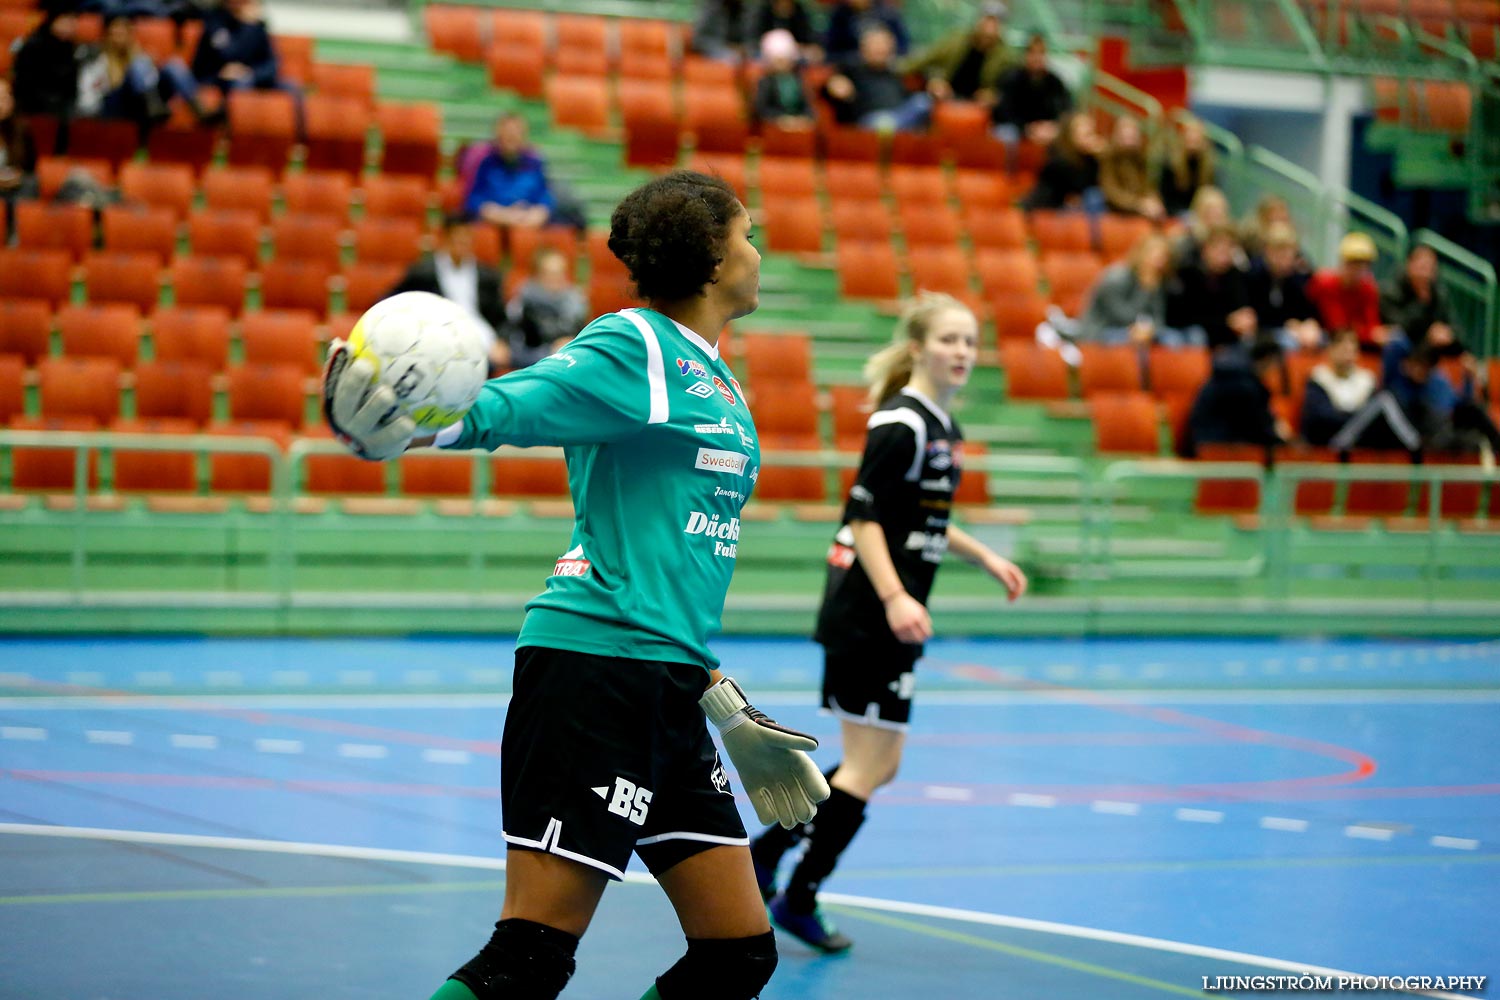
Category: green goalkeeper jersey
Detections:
[{"x1": 437, "y1": 308, "x2": 759, "y2": 671}]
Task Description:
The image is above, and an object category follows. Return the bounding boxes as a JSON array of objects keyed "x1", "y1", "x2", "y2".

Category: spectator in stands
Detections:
[
  {"x1": 1379, "y1": 339, "x2": 1499, "y2": 455},
  {"x1": 822, "y1": 26, "x2": 932, "y2": 133},
  {"x1": 992, "y1": 33, "x2": 1072, "y2": 150},
  {"x1": 1247, "y1": 222, "x2": 1322, "y2": 352},
  {"x1": 1380, "y1": 245, "x2": 1464, "y2": 353},
  {"x1": 1099, "y1": 113, "x2": 1165, "y2": 219},
  {"x1": 752, "y1": 29, "x2": 816, "y2": 129},
  {"x1": 1184, "y1": 339, "x2": 1288, "y2": 457},
  {"x1": 1160, "y1": 115, "x2": 1216, "y2": 217},
  {"x1": 1306, "y1": 232, "x2": 1388, "y2": 350},
  {"x1": 902, "y1": 2, "x2": 1012, "y2": 109},
  {"x1": 464, "y1": 113, "x2": 557, "y2": 229},
  {"x1": 387, "y1": 214, "x2": 510, "y2": 375},
  {"x1": 1167, "y1": 224, "x2": 1253, "y2": 350},
  {"x1": 190, "y1": 0, "x2": 286, "y2": 95},
  {"x1": 691, "y1": 0, "x2": 752, "y2": 61},
  {"x1": 1302, "y1": 329, "x2": 1410, "y2": 450},
  {"x1": 1023, "y1": 111, "x2": 1105, "y2": 211},
  {"x1": 11, "y1": 2, "x2": 85, "y2": 119},
  {"x1": 824, "y1": 0, "x2": 909, "y2": 62},
  {"x1": 745, "y1": 0, "x2": 822, "y2": 63},
  {"x1": 504, "y1": 247, "x2": 589, "y2": 370},
  {"x1": 1076, "y1": 233, "x2": 1181, "y2": 347},
  {"x1": 1171, "y1": 186, "x2": 1237, "y2": 270},
  {"x1": 1239, "y1": 194, "x2": 1297, "y2": 262},
  {"x1": 0, "y1": 80, "x2": 36, "y2": 241},
  {"x1": 77, "y1": 14, "x2": 204, "y2": 126}
]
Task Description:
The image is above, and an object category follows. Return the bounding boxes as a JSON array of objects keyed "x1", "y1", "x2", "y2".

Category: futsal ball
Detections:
[{"x1": 346, "y1": 291, "x2": 490, "y2": 433}]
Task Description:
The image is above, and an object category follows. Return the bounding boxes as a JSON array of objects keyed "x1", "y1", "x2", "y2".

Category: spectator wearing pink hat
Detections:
[{"x1": 752, "y1": 29, "x2": 815, "y2": 128}]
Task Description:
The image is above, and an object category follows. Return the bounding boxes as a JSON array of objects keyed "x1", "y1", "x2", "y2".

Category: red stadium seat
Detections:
[
  {"x1": 1099, "y1": 214, "x2": 1155, "y2": 263},
  {"x1": 547, "y1": 78, "x2": 611, "y2": 136},
  {"x1": 57, "y1": 305, "x2": 141, "y2": 368},
  {"x1": 823, "y1": 127, "x2": 881, "y2": 163},
  {"x1": 953, "y1": 170, "x2": 1015, "y2": 211},
  {"x1": 39, "y1": 356, "x2": 122, "y2": 423},
  {"x1": 400, "y1": 451, "x2": 475, "y2": 497},
  {"x1": 228, "y1": 363, "x2": 307, "y2": 428},
  {"x1": 757, "y1": 157, "x2": 818, "y2": 199},
  {"x1": 203, "y1": 166, "x2": 276, "y2": 221},
  {"x1": 425, "y1": 4, "x2": 484, "y2": 61},
  {"x1": 109, "y1": 417, "x2": 200, "y2": 493},
  {"x1": 150, "y1": 308, "x2": 232, "y2": 371},
  {"x1": 145, "y1": 121, "x2": 218, "y2": 177},
  {"x1": 1283, "y1": 446, "x2": 1339, "y2": 517},
  {"x1": 119, "y1": 162, "x2": 196, "y2": 220},
  {"x1": 304, "y1": 94, "x2": 372, "y2": 179},
  {"x1": 35, "y1": 155, "x2": 113, "y2": 200},
  {"x1": 270, "y1": 213, "x2": 347, "y2": 269},
  {"x1": 260, "y1": 260, "x2": 335, "y2": 318},
  {"x1": 207, "y1": 420, "x2": 290, "y2": 493},
  {"x1": 752, "y1": 382, "x2": 819, "y2": 437},
  {"x1": 83, "y1": 252, "x2": 161, "y2": 314},
  {"x1": 0, "y1": 353, "x2": 24, "y2": 425},
  {"x1": 227, "y1": 89, "x2": 299, "y2": 172},
  {"x1": 1000, "y1": 343, "x2": 1070, "y2": 400},
  {"x1": 1041, "y1": 252, "x2": 1104, "y2": 317},
  {"x1": 9, "y1": 415, "x2": 100, "y2": 492},
  {"x1": 282, "y1": 171, "x2": 355, "y2": 221},
  {"x1": 0, "y1": 299, "x2": 54, "y2": 365},
  {"x1": 170, "y1": 256, "x2": 249, "y2": 316},
  {"x1": 555, "y1": 44, "x2": 609, "y2": 79},
  {"x1": 754, "y1": 461, "x2": 827, "y2": 502},
  {"x1": 900, "y1": 202, "x2": 963, "y2": 248},
  {"x1": 309, "y1": 62, "x2": 376, "y2": 108},
  {"x1": 1091, "y1": 392, "x2": 1160, "y2": 455},
  {"x1": 932, "y1": 101, "x2": 991, "y2": 144},
  {"x1": 304, "y1": 427, "x2": 387, "y2": 495},
  {"x1": 377, "y1": 102, "x2": 443, "y2": 178},
  {"x1": 623, "y1": 113, "x2": 682, "y2": 169},
  {"x1": 1078, "y1": 344, "x2": 1143, "y2": 397},
  {"x1": 507, "y1": 225, "x2": 580, "y2": 270},
  {"x1": 241, "y1": 310, "x2": 323, "y2": 374},
  {"x1": 67, "y1": 117, "x2": 140, "y2": 170},
  {"x1": 907, "y1": 247, "x2": 973, "y2": 299},
  {"x1": 889, "y1": 165, "x2": 948, "y2": 205},
  {"x1": 101, "y1": 204, "x2": 179, "y2": 265},
  {"x1": 342, "y1": 262, "x2": 404, "y2": 315},
  {"x1": 134, "y1": 360, "x2": 214, "y2": 425},
  {"x1": 361, "y1": 174, "x2": 431, "y2": 222},
  {"x1": 963, "y1": 206, "x2": 1029, "y2": 251},
  {"x1": 992, "y1": 292, "x2": 1049, "y2": 344},
  {"x1": 351, "y1": 217, "x2": 424, "y2": 266},
  {"x1": 490, "y1": 8, "x2": 547, "y2": 49},
  {"x1": 1147, "y1": 347, "x2": 1211, "y2": 399},
  {"x1": 975, "y1": 249, "x2": 1041, "y2": 298},
  {"x1": 16, "y1": 201, "x2": 93, "y2": 261},
  {"x1": 823, "y1": 161, "x2": 883, "y2": 202},
  {"x1": 684, "y1": 87, "x2": 748, "y2": 154},
  {"x1": 828, "y1": 384, "x2": 871, "y2": 448},
  {"x1": 488, "y1": 41, "x2": 546, "y2": 98},
  {"x1": 759, "y1": 123, "x2": 818, "y2": 159},
  {"x1": 1193, "y1": 443, "x2": 1264, "y2": 516},
  {"x1": 835, "y1": 243, "x2": 901, "y2": 301},
  {"x1": 1031, "y1": 211, "x2": 1095, "y2": 253},
  {"x1": 273, "y1": 34, "x2": 315, "y2": 84},
  {"x1": 742, "y1": 333, "x2": 812, "y2": 386},
  {"x1": 761, "y1": 197, "x2": 824, "y2": 255},
  {"x1": 954, "y1": 440, "x2": 989, "y2": 505},
  {"x1": 492, "y1": 453, "x2": 570, "y2": 498},
  {"x1": 830, "y1": 200, "x2": 894, "y2": 244},
  {"x1": 1343, "y1": 450, "x2": 1413, "y2": 518}
]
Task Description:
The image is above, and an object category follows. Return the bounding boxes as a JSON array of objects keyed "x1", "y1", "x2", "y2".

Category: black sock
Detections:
[
  {"x1": 783, "y1": 785, "x2": 866, "y2": 914},
  {"x1": 752, "y1": 763, "x2": 841, "y2": 873}
]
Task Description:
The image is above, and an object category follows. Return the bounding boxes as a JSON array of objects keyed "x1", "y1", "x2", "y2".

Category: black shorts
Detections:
[
  {"x1": 820, "y1": 643, "x2": 922, "y2": 729},
  {"x1": 502, "y1": 646, "x2": 747, "y2": 880}
]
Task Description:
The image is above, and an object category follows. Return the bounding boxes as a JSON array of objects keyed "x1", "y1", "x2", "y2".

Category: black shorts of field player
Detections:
[
  {"x1": 819, "y1": 642, "x2": 922, "y2": 730},
  {"x1": 501, "y1": 646, "x2": 748, "y2": 879}
]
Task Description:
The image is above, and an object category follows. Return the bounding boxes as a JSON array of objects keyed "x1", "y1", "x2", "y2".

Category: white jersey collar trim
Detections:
[
  {"x1": 900, "y1": 386, "x2": 952, "y2": 432},
  {"x1": 633, "y1": 309, "x2": 720, "y2": 361}
]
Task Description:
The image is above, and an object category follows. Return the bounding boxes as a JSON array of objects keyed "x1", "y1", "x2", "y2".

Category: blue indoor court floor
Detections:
[{"x1": 0, "y1": 635, "x2": 1496, "y2": 999}]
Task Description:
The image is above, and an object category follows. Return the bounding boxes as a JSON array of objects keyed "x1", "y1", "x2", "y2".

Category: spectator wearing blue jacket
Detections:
[
  {"x1": 463, "y1": 113, "x2": 555, "y2": 229},
  {"x1": 190, "y1": 0, "x2": 284, "y2": 94}
]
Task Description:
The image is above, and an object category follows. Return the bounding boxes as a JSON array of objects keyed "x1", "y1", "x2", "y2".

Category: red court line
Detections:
[{"x1": 936, "y1": 663, "x2": 1379, "y2": 800}]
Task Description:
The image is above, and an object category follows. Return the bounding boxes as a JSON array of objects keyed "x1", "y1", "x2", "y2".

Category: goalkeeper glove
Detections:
[
  {"x1": 700, "y1": 677, "x2": 830, "y2": 830},
  {"x1": 322, "y1": 339, "x2": 416, "y2": 461}
]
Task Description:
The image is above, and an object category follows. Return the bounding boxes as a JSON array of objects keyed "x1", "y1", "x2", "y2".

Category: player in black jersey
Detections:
[{"x1": 751, "y1": 292, "x2": 1028, "y2": 952}]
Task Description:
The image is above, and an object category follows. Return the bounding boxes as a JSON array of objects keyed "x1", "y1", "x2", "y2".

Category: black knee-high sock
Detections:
[
  {"x1": 783, "y1": 785, "x2": 866, "y2": 914},
  {"x1": 751, "y1": 763, "x2": 840, "y2": 872}
]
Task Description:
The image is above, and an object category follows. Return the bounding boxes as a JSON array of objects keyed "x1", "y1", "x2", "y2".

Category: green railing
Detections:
[
  {"x1": 1415, "y1": 229, "x2": 1500, "y2": 359},
  {"x1": 3, "y1": 431, "x2": 1496, "y2": 617}
]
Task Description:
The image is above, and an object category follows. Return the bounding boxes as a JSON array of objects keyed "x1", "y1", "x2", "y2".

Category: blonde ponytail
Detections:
[{"x1": 863, "y1": 291, "x2": 971, "y2": 406}]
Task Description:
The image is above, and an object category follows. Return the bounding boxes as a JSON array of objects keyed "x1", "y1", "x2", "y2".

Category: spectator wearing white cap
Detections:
[{"x1": 752, "y1": 29, "x2": 816, "y2": 128}]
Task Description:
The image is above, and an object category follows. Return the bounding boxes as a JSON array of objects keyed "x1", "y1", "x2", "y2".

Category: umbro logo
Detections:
[{"x1": 685, "y1": 381, "x2": 715, "y2": 399}]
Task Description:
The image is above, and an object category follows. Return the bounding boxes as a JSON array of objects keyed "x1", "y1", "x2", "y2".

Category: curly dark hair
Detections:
[{"x1": 608, "y1": 171, "x2": 743, "y2": 302}]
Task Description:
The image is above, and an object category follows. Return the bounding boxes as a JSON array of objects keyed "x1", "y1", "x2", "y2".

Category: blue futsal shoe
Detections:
[{"x1": 768, "y1": 894, "x2": 853, "y2": 954}]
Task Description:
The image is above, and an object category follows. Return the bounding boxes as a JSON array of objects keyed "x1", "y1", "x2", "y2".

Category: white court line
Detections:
[
  {"x1": 84, "y1": 730, "x2": 134, "y2": 746},
  {"x1": 421, "y1": 749, "x2": 471, "y2": 765},
  {"x1": 1008, "y1": 793, "x2": 1056, "y2": 808},
  {"x1": 170, "y1": 735, "x2": 218, "y2": 750},
  {"x1": 253, "y1": 739, "x2": 303, "y2": 755},
  {"x1": 1430, "y1": 836, "x2": 1479, "y2": 850},
  {"x1": 1174, "y1": 808, "x2": 1224, "y2": 824},
  {"x1": 923, "y1": 786, "x2": 974, "y2": 802},
  {"x1": 0, "y1": 726, "x2": 46, "y2": 740},
  {"x1": 1345, "y1": 825, "x2": 1397, "y2": 842},
  {"x1": 1091, "y1": 801, "x2": 1140, "y2": 816},
  {"x1": 0, "y1": 823, "x2": 1476, "y2": 1000},
  {"x1": 1260, "y1": 817, "x2": 1310, "y2": 833},
  {"x1": 337, "y1": 744, "x2": 388, "y2": 760}
]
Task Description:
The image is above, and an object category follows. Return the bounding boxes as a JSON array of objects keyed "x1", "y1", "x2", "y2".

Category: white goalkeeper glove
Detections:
[
  {"x1": 322, "y1": 339, "x2": 416, "y2": 461},
  {"x1": 700, "y1": 677, "x2": 831, "y2": 830}
]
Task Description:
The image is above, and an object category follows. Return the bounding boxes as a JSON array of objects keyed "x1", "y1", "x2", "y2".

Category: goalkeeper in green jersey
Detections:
[{"x1": 323, "y1": 171, "x2": 830, "y2": 1000}]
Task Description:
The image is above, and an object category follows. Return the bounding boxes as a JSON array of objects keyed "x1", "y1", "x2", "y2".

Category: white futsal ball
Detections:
[{"x1": 346, "y1": 291, "x2": 490, "y2": 432}]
